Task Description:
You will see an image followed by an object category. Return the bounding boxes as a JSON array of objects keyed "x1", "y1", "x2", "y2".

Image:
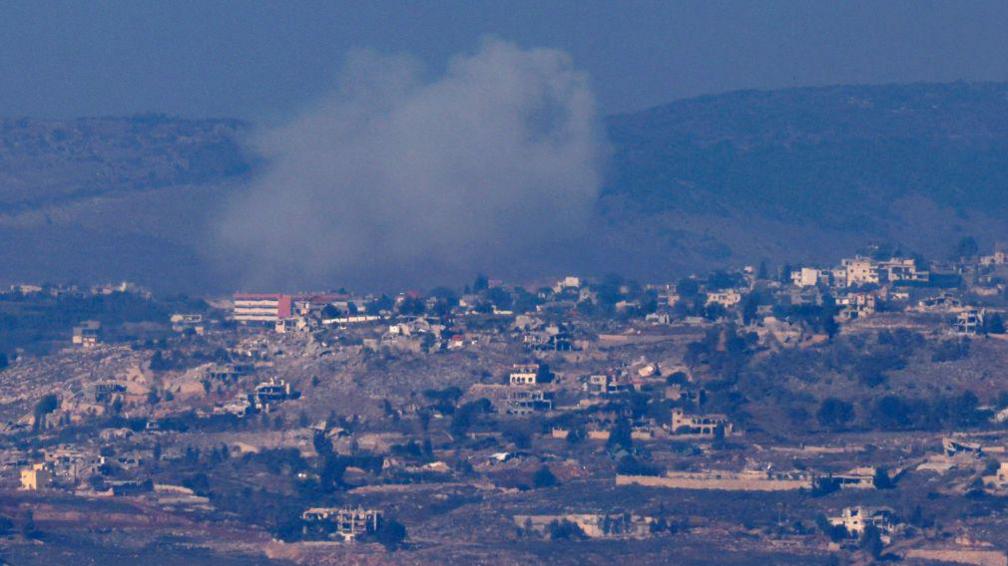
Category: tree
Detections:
[
  {"x1": 0, "y1": 353, "x2": 8, "y2": 371},
  {"x1": 953, "y1": 236, "x2": 979, "y2": 259},
  {"x1": 606, "y1": 420, "x2": 633, "y2": 451},
  {"x1": 817, "y1": 398, "x2": 854, "y2": 430},
  {"x1": 548, "y1": 519, "x2": 586, "y2": 540},
  {"x1": 859, "y1": 523, "x2": 884, "y2": 559},
  {"x1": 533, "y1": 465, "x2": 557, "y2": 488},
  {"x1": 873, "y1": 467, "x2": 894, "y2": 489},
  {"x1": 473, "y1": 274, "x2": 489, "y2": 292},
  {"x1": 984, "y1": 313, "x2": 1006, "y2": 335},
  {"x1": 375, "y1": 519, "x2": 407, "y2": 550}
]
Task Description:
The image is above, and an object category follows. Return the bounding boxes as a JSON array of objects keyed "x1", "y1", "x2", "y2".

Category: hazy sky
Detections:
[{"x1": 2, "y1": 1, "x2": 1007, "y2": 121}]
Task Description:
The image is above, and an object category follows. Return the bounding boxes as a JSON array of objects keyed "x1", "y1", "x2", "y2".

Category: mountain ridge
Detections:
[{"x1": 2, "y1": 81, "x2": 1007, "y2": 290}]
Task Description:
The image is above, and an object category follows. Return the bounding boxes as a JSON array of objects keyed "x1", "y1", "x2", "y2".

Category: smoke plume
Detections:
[{"x1": 216, "y1": 38, "x2": 604, "y2": 289}]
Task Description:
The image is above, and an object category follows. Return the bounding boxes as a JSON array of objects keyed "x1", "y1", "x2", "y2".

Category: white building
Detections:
[
  {"x1": 791, "y1": 267, "x2": 825, "y2": 287},
  {"x1": 509, "y1": 363, "x2": 541, "y2": 386},
  {"x1": 841, "y1": 257, "x2": 880, "y2": 287}
]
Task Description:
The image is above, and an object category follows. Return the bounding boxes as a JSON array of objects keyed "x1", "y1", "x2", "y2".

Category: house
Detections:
[
  {"x1": 509, "y1": 363, "x2": 542, "y2": 386},
  {"x1": 841, "y1": 257, "x2": 880, "y2": 287},
  {"x1": 302, "y1": 507, "x2": 382, "y2": 542},
  {"x1": 954, "y1": 308, "x2": 985, "y2": 336},
  {"x1": 170, "y1": 313, "x2": 205, "y2": 334},
  {"x1": 253, "y1": 378, "x2": 295, "y2": 410},
  {"x1": 980, "y1": 245, "x2": 1008, "y2": 266},
  {"x1": 791, "y1": 267, "x2": 826, "y2": 287},
  {"x1": 20, "y1": 463, "x2": 52, "y2": 490},
  {"x1": 670, "y1": 409, "x2": 733, "y2": 437},
  {"x1": 72, "y1": 320, "x2": 101, "y2": 348},
  {"x1": 878, "y1": 257, "x2": 928, "y2": 283},
  {"x1": 982, "y1": 461, "x2": 1008, "y2": 488},
  {"x1": 705, "y1": 290, "x2": 741, "y2": 308},
  {"x1": 585, "y1": 374, "x2": 629, "y2": 396},
  {"x1": 552, "y1": 276, "x2": 581, "y2": 293},
  {"x1": 836, "y1": 292, "x2": 877, "y2": 321},
  {"x1": 505, "y1": 389, "x2": 553, "y2": 415},
  {"x1": 828, "y1": 506, "x2": 898, "y2": 544}
]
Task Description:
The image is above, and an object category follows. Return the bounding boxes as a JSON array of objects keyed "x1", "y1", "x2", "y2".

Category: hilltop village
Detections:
[{"x1": 4, "y1": 241, "x2": 1008, "y2": 564}]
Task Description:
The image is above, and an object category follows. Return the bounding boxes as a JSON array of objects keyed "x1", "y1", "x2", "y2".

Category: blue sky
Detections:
[{"x1": 2, "y1": 1, "x2": 1006, "y2": 121}]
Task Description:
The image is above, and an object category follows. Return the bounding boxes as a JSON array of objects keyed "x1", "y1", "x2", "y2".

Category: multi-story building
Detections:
[
  {"x1": 233, "y1": 294, "x2": 292, "y2": 323},
  {"x1": 877, "y1": 257, "x2": 929, "y2": 283},
  {"x1": 841, "y1": 257, "x2": 880, "y2": 287},
  {"x1": 791, "y1": 267, "x2": 826, "y2": 287}
]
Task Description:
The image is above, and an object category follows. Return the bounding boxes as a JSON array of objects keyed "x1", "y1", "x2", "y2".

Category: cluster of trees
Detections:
[{"x1": 818, "y1": 390, "x2": 987, "y2": 431}]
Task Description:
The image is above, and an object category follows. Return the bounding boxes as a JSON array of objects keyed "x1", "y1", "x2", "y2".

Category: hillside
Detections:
[
  {"x1": 592, "y1": 81, "x2": 1008, "y2": 275},
  {"x1": 1, "y1": 82, "x2": 1008, "y2": 290}
]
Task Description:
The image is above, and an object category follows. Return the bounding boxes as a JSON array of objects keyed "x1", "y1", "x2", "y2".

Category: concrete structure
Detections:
[
  {"x1": 617, "y1": 469, "x2": 813, "y2": 491},
  {"x1": 828, "y1": 506, "x2": 897, "y2": 544},
  {"x1": 954, "y1": 308, "x2": 985, "y2": 335},
  {"x1": 20, "y1": 463, "x2": 52, "y2": 490},
  {"x1": 878, "y1": 257, "x2": 928, "y2": 283},
  {"x1": 505, "y1": 389, "x2": 553, "y2": 415},
  {"x1": 302, "y1": 506, "x2": 382, "y2": 542},
  {"x1": 253, "y1": 378, "x2": 294, "y2": 410},
  {"x1": 705, "y1": 290, "x2": 741, "y2": 308},
  {"x1": 791, "y1": 267, "x2": 825, "y2": 287},
  {"x1": 72, "y1": 320, "x2": 101, "y2": 348},
  {"x1": 232, "y1": 293, "x2": 292, "y2": 323},
  {"x1": 670, "y1": 409, "x2": 733, "y2": 437},
  {"x1": 509, "y1": 363, "x2": 541, "y2": 386},
  {"x1": 841, "y1": 257, "x2": 880, "y2": 287}
]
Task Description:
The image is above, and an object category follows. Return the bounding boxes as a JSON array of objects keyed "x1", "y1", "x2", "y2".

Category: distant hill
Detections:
[
  {"x1": 594, "y1": 82, "x2": 1008, "y2": 275},
  {"x1": 0, "y1": 115, "x2": 251, "y2": 211},
  {"x1": 1, "y1": 83, "x2": 1008, "y2": 290}
]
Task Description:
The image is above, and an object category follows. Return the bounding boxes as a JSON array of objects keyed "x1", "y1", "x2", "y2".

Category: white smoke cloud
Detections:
[{"x1": 217, "y1": 38, "x2": 605, "y2": 288}]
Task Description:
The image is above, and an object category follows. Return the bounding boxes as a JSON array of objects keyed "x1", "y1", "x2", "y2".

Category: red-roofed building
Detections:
[{"x1": 233, "y1": 293, "x2": 292, "y2": 323}]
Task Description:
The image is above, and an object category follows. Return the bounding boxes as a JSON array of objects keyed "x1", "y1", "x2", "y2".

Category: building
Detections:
[
  {"x1": 20, "y1": 463, "x2": 52, "y2": 490},
  {"x1": 509, "y1": 363, "x2": 542, "y2": 386},
  {"x1": 828, "y1": 506, "x2": 897, "y2": 544},
  {"x1": 841, "y1": 257, "x2": 880, "y2": 287},
  {"x1": 670, "y1": 409, "x2": 733, "y2": 437},
  {"x1": 705, "y1": 290, "x2": 742, "y2": 308},
  {"x1": 552, "y1": 276, "x2": 581, "y2": 293},
  {"x1": 585, "y1": 374, "x2": 629, "y2": 396},
  {"x1": 954, "y1": 308, "x2": 985, "y2": 336},
  {"x1": 72, "y1": 320, "x2": 101, "y2": 348},
  {"x1": 302, "y1": 507, "x2": 382, "y2": 542},
  {"x1": 232, "y1": 294, "x2": 293, "y2": 324},
  {"x1": 878, "y1": 257, "x2": 928, "y2": 283},
  {"x1": 170, "y1": 313, "x2": 205, "y2": 334},
  {"x1": 836, "y1": 292, "x2": 877, "y2": 321},
  {"x1": 253, "y1": 378, "x2": 294, "y2": 410},
  {"x1": 505, "y1": 389, "x2": 553, "y2": 415},
  {"x1": 791, "y1": 267, "x2": 825, "y2": 287}
]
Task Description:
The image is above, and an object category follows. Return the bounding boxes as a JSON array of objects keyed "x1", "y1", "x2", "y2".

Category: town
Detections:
[{"x1": 3, "y1": 239, "x2": 1008, "y2": 564}]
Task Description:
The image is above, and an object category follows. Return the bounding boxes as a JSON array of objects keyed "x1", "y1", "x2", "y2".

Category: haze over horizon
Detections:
[{"x1": 1, "y1": 1, "x2": 1007, "y2": 122}]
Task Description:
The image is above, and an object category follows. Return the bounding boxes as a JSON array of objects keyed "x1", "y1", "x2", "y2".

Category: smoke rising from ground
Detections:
[{"x1": 217, "y1": 39, "x2": 605, "y2": 289}]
